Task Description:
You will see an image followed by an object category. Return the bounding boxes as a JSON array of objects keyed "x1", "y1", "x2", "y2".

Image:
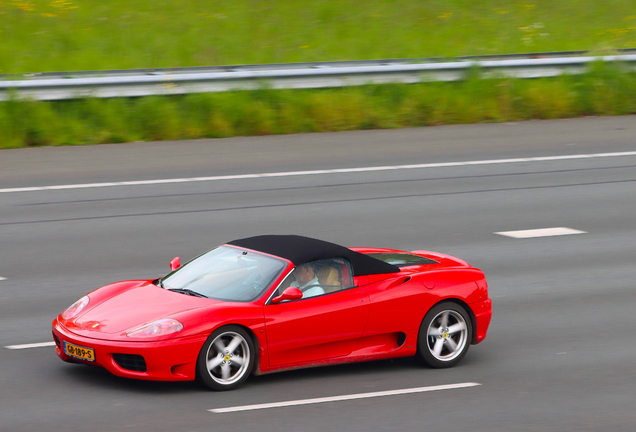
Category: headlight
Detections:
[
  {"x1": 126, "y1": 318, "x2": 183, "y2": 338},
  {"x1": 61, "y1": 296, "x2": 90, "y2": 320}
]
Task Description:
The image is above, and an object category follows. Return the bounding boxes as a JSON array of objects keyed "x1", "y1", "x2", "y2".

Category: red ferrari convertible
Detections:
[{"x1": 52, "y1": 235, "x2": 492, "y2": 390}]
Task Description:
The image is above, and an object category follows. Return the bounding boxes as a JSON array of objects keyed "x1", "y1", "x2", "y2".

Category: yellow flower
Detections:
[
  {"x1": 438, "y1": 12, "x2": 453, "y2": 18},
  {"x1": 15, "y1": 2, "x2": 36, "y2": 11}
]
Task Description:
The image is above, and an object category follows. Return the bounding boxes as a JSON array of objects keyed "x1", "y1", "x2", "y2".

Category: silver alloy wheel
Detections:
[
  {"x1": 426, "y1": 309, "x2": 468, "y2": 362},
  {"x1": 205, "y1": 331, "x2": 251, "y2": 386}
]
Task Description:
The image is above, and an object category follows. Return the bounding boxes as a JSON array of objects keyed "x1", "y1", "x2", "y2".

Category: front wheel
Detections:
[
  {"x1": 196, "y1": 326, "x2": 255, "y2": 391},
  {"x1": 417, "y1": 302, "x2": 472, "y2": 368}
]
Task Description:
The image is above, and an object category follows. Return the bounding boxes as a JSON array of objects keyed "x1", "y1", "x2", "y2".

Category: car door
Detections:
[
  {"x1": 359, "y1": 273, "x2": 429, "y2": 339},
  {"x1": 263, "y1": 259, "x2": 369, "y2": 367}
]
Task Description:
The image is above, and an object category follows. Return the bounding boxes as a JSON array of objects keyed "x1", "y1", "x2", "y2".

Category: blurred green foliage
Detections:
[{"x1": 2, "y1": 63, "x2": 635, "y2": 148}]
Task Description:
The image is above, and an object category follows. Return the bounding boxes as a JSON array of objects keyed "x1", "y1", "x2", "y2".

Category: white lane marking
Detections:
[
  {"x1": 5, "y1": 341, "x2": 56, "y2": 350},
  {"x1": 495, "y1": 227, "x2": 587, "y2": 238},
  {"x1": 0, "y1": 277, "x2": 6, "y2": 280},
  {"x1": 209, "y1": 382, "x2": 481, "y2": 413},
  {"x1": 2, "y1": 151, "x2": 636, "y2": 194}
]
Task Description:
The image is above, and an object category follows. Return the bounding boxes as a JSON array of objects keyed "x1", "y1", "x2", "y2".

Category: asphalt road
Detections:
[{"x1": 1, "y1": 116, "x2": 635, "y2": 431}]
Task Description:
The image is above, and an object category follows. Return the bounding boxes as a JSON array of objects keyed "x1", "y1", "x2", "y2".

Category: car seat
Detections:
[{"x1": 318, "y1": 266, "x2": 341, "y2": 293}]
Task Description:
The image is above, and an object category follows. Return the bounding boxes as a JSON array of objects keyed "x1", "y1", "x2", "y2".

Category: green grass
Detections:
[
  {"x1": 1, "y1": 0, "x2": 636, "y2": 74},
  {"x1": 2, "y1": 63, "x2": 635, "y2": 149}
]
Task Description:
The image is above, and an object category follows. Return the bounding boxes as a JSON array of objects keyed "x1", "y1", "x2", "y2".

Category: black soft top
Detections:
[{"x1": 227, "y1": 235, "x2": 400, "y2": 276}]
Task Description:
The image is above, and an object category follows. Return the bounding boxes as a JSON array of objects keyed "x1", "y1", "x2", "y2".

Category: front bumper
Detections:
[{"x1": 52, "y1": 318, "x2": 206, "y2": 381}]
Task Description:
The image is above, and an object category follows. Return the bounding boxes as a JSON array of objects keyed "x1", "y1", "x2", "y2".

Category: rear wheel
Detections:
[
  {"x1": 196, "y1": 326, "x2": 255, "y2": 391},
  {"x1": 417, "y1": 302, "x2": 472, "y2": 368}
]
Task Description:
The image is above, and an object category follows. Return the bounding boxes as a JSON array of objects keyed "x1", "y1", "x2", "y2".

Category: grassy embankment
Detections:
[
  {"x1": 2, "y1": 0, "x2": 636, "y2": 73},
  {"x1": 2, "y1": 64, "x2": 635, "y2": 148},
  {"x1": 1, "y1": 0, "x2": 636, "y2": 148}
]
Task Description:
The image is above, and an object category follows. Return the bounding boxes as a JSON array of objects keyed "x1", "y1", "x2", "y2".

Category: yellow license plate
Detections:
[{"x1": 64, "y1": 341, "x2": 95, "y2": 362}]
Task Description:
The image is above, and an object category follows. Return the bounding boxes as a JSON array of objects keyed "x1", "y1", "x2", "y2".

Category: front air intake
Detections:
[{"x1": 112, "y1": 354, "x2": 147, "y2": 372}]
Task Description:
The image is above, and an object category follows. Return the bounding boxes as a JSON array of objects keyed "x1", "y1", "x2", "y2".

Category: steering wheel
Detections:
[
  {"x1": 251, "y1": 280, "x2": 266, "y2": 292},
  {"x1": 242, "y1": 272, "x2": 265, "y2": 292}
]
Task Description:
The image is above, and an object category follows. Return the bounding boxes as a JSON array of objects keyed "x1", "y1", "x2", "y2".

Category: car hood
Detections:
[{"x1": 63, "y1": 281, "x2": 218, "y2": 339}]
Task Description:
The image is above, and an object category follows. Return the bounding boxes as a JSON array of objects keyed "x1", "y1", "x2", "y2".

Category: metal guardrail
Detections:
[{"x1": 2, "y1": 50, "x2": 636, "y2": 101}]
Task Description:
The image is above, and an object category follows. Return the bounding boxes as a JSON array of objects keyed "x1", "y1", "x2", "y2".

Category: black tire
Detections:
[
  {"x1": 417, "y1": 302, "x2": 472, "y2": 368},
  {"x1": 196, "y1": 325, "x2": 255, "y2": 391}
]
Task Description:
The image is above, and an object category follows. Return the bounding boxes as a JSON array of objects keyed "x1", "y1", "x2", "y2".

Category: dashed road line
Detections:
[
  {"x1": 2, "y1": 151, "x2": 636, "y2": 194},
  {"x1": 495, "y1": 227, "x2": 587, "y2": 238},
  {"x1": 5, "y1": 341, "x2": 56, "y2": 350},
  {"x1": 0, "y1": 277, "x2": 6, "y2": 281},
  {"x1": 209, "y1": 382, "x2": 481, "y2": 413}
]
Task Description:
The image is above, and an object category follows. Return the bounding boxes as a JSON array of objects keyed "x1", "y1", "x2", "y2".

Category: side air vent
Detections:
[
  {"x1": 397, "y1": 332, "x2": 407, "y2": 347},
  {"x1": 113, "y1": 354, "x2": 147, "y2": 372},
  {"x1": 53, "y1": 334, "x2": 61, "y2": 349}
]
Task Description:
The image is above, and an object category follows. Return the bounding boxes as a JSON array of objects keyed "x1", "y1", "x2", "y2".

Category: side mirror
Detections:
[
  {"x1": 271, "y1": 287, "x2": 303, "y2": 304},
  {"x1": 170, "y1": 257, "x2": 181, "y2": 271}
]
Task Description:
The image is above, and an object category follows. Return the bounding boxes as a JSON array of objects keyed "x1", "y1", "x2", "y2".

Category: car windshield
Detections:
[{"x1": 161, "y1": 246, "x2": 287, "y2": 302}]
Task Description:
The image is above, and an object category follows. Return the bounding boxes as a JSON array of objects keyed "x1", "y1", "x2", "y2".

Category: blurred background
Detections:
[{"x1": 1, "y1": 0, "x2": 636, "y2": 147}]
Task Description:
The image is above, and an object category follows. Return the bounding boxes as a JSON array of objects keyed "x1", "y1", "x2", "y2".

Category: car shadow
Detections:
[
  {"x1": 247, "y1": 356, "x2": 425, "y2": 387},
  {"x1": 58, "y1": 353, "x2": 484, "y2": 394},
  {"x1": 58, "y1": 363, "x2": 200, "y2": 394},
  {"x1": 57, "y1": 356, "x2": 427, "y2": 393}
]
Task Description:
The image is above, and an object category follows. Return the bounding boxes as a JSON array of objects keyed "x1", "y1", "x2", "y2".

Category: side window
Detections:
[{"x1": 276, "y1": 258, "x2": 353, "y2": 300}]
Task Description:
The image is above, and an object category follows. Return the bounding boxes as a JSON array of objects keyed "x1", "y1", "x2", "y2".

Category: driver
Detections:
[{"x1": 290, "y1": 263, "x2": 324, "y2": 298}]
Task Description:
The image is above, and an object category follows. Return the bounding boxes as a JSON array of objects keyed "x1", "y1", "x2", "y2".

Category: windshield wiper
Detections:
[{"x1": 168, "y1": 288, "x2": 208, "y2": 298}]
